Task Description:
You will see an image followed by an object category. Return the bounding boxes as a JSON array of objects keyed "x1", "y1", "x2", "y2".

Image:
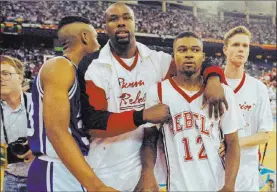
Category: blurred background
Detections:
[{"x1": 0, "y1": 1, "x2": 276, "y2": 190}]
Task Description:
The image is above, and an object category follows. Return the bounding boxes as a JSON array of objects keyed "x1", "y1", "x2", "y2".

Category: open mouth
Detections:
[
  {"x1": 183, "y1": 62, "x2": 195, "y2": 66},
  {"x1": 116, "y1": 29, "x2": 129, "y2": 38}
]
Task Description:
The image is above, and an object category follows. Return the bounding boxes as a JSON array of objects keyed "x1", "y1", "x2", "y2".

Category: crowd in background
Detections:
[
  {"x1": 1, "y1": 1, "x2": 276, "y2": 116},
  {"x1": 2, "y1": 1, "x2": 276, "y2": 45}
]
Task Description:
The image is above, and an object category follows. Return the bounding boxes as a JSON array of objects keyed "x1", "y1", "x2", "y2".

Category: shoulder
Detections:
[
  {"x1": 41, "y1": 56, "x2": 75, "y2": 86},
  {"x1": 222, "y1": 84, "x2": 236, "y2": 101},
  {"x1": 137, "y1": 42, "x2": 171, "y2": 60},
  {"x1": 86, "y1": 58, "x2": 112, "y2": 76},
  {"x1": 78, "y1": 51, "x2": 100, "y2": 74},
  {"x1": 247, "y1": 74, "x2": 268, "y2": 92},
  {"x1": 41, "y1": 56, "x2": 75, "y2": 74}
]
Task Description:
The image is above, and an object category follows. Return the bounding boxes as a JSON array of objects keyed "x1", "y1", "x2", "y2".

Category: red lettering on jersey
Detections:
[
  {"x1": 172, "y1": 112, "x2": 210, "y2": 137},
  {"x1": 184, "y1": 112, "x2": 193, "y2": 129},
  {"x1": 183, "y1": 137, "x2": 194, "y2": 161},
  {"x1": 196, "y1": 136, "x2": 208, "y2": 160},
  {"x1": 174, "y1": 113, "x2": 183, "y2": 133},
  {"x1": 200, "y1": 115, "x2": 209, "y2": 136},
  {"x1": 118, "y1": 78, "x2": 145, "y2": 89},
  {"x1": 120, "y1": 91, "x2": 146, "y2": 110},
  {"x1": 239, "y1": 102, "x2": 253, "y2": 111}
]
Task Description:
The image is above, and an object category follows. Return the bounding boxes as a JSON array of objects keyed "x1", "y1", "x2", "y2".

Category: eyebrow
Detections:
[
  {"x1": 108, "y1": 12, "x2": 132, "y2": 18},
  {"x1": 177, "y1": 45, "x2": 201, "y2": 48}
]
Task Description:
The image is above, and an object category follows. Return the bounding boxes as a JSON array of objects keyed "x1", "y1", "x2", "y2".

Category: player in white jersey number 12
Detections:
[{"x1": 145, "y1": 32, "x2": 245, "y2": 191}]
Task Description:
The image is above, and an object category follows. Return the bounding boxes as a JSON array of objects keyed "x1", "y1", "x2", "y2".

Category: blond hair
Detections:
[
  {"x1": 0, "y1": 55, "x2": 24, "y2": 76},
  {"x1": 224, "y1": 26, "x2": 252, "y2": 46}
]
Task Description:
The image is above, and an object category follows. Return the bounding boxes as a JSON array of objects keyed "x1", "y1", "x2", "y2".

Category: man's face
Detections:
[
  {"x1": 104, "y1": 4, "x2": 135, "y2": 46},
  {"x1": 173, "y1": 37, "x2": 205, "y2": 77},
  {"x1": 85, "y1": 26, "x2": 100, "y2": 54},
  {"x1": 0, "y1": 64, "x2": 22, "y2": 97},
  {"x1": 224, "y1": 34, "x2": 250, "y2": 68}
]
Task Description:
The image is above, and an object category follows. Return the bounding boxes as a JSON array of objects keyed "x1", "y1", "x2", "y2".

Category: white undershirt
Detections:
[
  {"x1": 121, "y1": 56, "x2": 135, "y2": 67},
  {"x1": 181, "y1": 88, "x2": 199, "y2": 96},
  {"x1": 226, "y1": 78, "x2": 241, "y2": 91}
]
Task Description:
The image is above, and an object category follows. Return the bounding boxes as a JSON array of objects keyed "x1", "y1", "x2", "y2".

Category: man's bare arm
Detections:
[
  {"x1": 134, "y1": 127, "x2": 160, "y2": 192},
  {"x1": 41, "y1": 58, "x2": 108, "y2": 191},
  {"x1": 221, "y1": 131, "x2": 240, "y2": 191},
  {"x1": 239, "y1": 132, "x2": 270, "y2": 148}
]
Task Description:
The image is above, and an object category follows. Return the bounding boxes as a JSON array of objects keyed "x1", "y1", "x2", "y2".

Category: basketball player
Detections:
[
  {"x1": 27, "y1": 16, "x2": 117, "y2": 191},
  {"x1": 145, "y1": 32, "x2": 243, "y2": 191},
  {"x1": 81, "y1": 3, "x2": 228, "y2": 191},
  {"x1": 223, "y1": 26, "x2": 273, "y2": 191}
]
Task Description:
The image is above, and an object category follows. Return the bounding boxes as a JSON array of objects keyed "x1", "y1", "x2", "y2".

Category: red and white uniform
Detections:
[
  {"x1": 84, "y1": 41, "x2": 171, "y2": 191},
  {"x1": 145, "y1": 78, "x2": 245, "y2": 191},
  {"x1": 226, "y1": 73, "x2": 273, "y2": 191}
]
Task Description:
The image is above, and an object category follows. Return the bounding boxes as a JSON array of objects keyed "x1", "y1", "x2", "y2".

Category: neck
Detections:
[
  {"x1": 63, "y1": 48, "x2": 86, "y2": 66},
  {"x1": 224, "y1": 61, "x2": 244, "y2": 79},
  {"x1": 1, "y1": 92, "x2": 21, "y2": 110},
  {"x1": 110, "y1": 39, "x2": 137, "y2": 58},
  {"x1": 174, "y1": 72, "x2": 202, "y2": 91}
]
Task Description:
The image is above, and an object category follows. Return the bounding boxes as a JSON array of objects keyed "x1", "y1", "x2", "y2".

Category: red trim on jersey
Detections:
[
  {"x1": 85, "y1": 80, "x2": 137, "y2": 135},
  {"x1": 86, "y1": 80, "x2": 108, "y2": 110},
  {"x1": 112, "y1": 48, "x2": 139, "y2": 71},
  {"x1": 157, "y1": 82, "x2": 163, "y2": 103},
  {"x1": 163, "y1": 59, "x2": 176, "y2": 80},
  {"x1": 225, "y1": 72, "x2": 246, "y2": 94},
  {"x1": 106, "y1": 110, "x2": 137, "y2": 134},
  {"x1": 233, "y1": 72, "x2": 246, "y2": 94},
  {"x1": 168, "y1": 78, "x2": 204, "y2": 103},
  {"x1": 203, "y1": 66, "x2": 227, "y2": 85}
]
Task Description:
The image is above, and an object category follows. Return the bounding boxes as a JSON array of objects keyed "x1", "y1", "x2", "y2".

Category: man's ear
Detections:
[
  {"x1": 81, "y1": 32, "x2": 88, "y2": 45},
  {"x1": 103, "y1": 24, "x2": 108, "y2": 34},
  {"x1": 223, "y1": 46, "x2": 227, "y2": 56},
  {"x1": 19, "y1": 75, "x2": 24, "y2": 84},
  {"x1": 202, "y1": 52, "x2": 206, "y2": 61}
]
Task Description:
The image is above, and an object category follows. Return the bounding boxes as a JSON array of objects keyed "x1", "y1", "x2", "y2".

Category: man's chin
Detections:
[{"x1": 184, "y1": 71, "x2": 196, "y2": 77}]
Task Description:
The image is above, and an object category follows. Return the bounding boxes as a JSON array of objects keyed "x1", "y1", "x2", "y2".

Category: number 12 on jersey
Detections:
[{"x1": 182, "y1": 135, "x2": 208, "y2": 162}]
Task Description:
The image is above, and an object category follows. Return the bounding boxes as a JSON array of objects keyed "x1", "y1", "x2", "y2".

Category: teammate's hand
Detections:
[
  {"x1": 202, "y1": 76, "x2": 228, "y2": 120},
  {"x1": 143, "y1": 104, "x2": 171, "y2": 124},
  {"x1": 219, "y1": 141, "x2": 226, "y2": 158},
  {"x1": 218, "y1": 185, "x2": 234, "y2": 192},
  {"x1": 134, "y1": 171, "x2": 159, "y2": 192}
]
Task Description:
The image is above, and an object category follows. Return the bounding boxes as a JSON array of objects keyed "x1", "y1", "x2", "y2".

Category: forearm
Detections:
[
  {"x1": 140, "y1": 127, "x2": 159, "y2": 174},
  {"x1": 47, "y1": 129, "x2": 103, "y2": 189},
  {"x1": 85, "y1": 110, "x2": 147, "y2": 137},
  {"x1": 224, "y1": 134, "x2": 240, "y2": 188},
  {"x1": 201, "y1": 59, "x2": 226, "y2": 84},
  {"x1": 239, "y1": 132, "x2": 270, "y2": 148},
  {"x1": 81, "y1": 92, "x2": 146, "y2": 137}
]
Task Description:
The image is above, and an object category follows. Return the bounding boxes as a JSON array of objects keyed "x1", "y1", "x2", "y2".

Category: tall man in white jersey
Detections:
[
  {"x1": 145, "y1": 32, "x2": 243, "y2": 191},
  {"x1": 27, "y1": 16, "x2": 117, "y2": 191},
  {"x1": 223, "y1": 26, "x2": 273, "y2": 191},
  {"x1": 81, "y1": 3, "x2": 229, "y2": 191}
]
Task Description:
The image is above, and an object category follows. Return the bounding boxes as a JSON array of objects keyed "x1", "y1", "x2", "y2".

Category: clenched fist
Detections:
[{"x1": 143, "y1": 104, "x2": 171, "y2": 124}]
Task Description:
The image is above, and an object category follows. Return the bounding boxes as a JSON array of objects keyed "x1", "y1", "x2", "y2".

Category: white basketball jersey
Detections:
[
  {"x1": 145, "y1": 78, "x2": 245, "y2": 191},
  {"x1": 86, "y1": 43, "x2": 171, "y2": 191},
  {"x1": 226, "y1": 73, "x2": 273, "y2": 189}
]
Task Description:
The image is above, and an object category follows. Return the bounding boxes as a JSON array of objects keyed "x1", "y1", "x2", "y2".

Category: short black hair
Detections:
[
  {"x1": 58, "y1": 16, "x2": 90, "y2": 30},
  {"x1": 173, "y1": 32, "x2": 203, "y2": 51},
  {"x1": 174, "y1": 32, "x2": 202, "y2": 43}
]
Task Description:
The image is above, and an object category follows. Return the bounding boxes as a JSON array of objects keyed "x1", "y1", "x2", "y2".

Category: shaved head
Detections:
[
  {"x1": 58, "y1": 22, "x2": 95, "y2": 47},
  {"x1": 105, "y1": 2, "x2": 135, "y2": 22}
]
